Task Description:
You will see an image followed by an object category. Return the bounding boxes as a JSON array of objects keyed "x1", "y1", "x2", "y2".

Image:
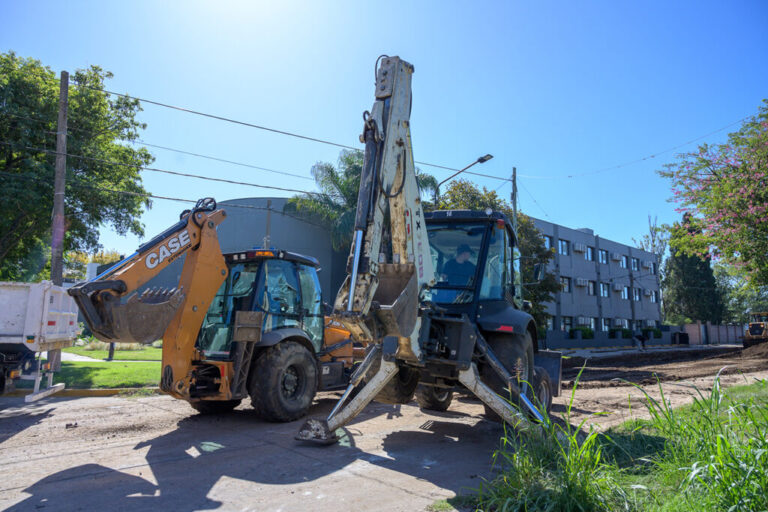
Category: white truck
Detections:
[{"x1": 0, "y1": 281, "x2": 79, "y2": 402}]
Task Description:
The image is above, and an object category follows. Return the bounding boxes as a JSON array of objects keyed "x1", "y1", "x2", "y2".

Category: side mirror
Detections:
[
  {"x1": 522, "y1": 300, "x2": 533, "y2": 312},
  {"x1": 533, "y1": 263, "x2": 544, "y2": 282}
]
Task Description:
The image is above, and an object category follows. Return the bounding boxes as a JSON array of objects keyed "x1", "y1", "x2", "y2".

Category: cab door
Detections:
[{"x1": 297, "y1": 264, "x2": 324, "y2": 352}]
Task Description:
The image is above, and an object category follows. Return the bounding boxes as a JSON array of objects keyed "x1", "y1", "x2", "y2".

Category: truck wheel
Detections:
[
  {"x1": 415, "y1": 384, "x2": 453, "y2": 412},
  {"x1": 189, "y1": 399, "x2": 242, "y2": 415},
  {"x1": 249, "y1": 341, "x2": 318, "y2": 422},
  {"x1": 373, "y1": 365, "x2": 420, "y2": 404},
  {"x1": 532, "y1": 366, "x2": 553, "y2": 416},
  {"x1": 480, "y1": 331, "x2": 534, "y2": 422}
]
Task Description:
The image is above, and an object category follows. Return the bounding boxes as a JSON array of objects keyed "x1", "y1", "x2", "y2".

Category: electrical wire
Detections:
[
  {"x1": 0, "y1": 170, "x2": 329, "y2": 229},
  {"x1": 0, "y1": 140, "x2": 339, "y2": 199}
]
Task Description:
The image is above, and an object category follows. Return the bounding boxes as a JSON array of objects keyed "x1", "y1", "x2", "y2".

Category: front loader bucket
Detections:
[{"x1": 102, "y1": 287, "x2": 186, "y2": 345}]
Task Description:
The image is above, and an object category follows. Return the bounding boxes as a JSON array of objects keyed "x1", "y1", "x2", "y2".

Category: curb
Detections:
[{"x1": 5, "y1": 387, "x2": 160, "y2": 398}]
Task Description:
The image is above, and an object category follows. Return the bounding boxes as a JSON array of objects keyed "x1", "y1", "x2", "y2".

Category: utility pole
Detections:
[
  {"x1": 50, "y1": 71, "x2": 69, "y2": 287},
  {"x1": 511, "y1": 167, "x2": 518, "y2": 236}
]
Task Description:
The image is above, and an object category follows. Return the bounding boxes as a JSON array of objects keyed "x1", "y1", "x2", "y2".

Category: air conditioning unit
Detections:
[
  {"x1": 611, "y1": 252, "x2": 622, "y2": 261},
  {"x1": 612, "y1": 282, "x2": 623, "y2": 291},
  {"x1": 575, "y1": 278, "x2": 588, "y2": 287},
  {"x1": 643, "y1": 288, "x2": 652, "y2": 297},
  {"x1": 573, "y1": 243, "x2": 586, "y2": 253},
  {"x1": 642, "y1": 260, "x2": 653, "y2": 269}
]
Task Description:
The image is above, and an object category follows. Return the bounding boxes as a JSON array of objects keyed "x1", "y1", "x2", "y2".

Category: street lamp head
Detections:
[{"x1": 477, "y1": 154, "x2": 493, "y2": 164}]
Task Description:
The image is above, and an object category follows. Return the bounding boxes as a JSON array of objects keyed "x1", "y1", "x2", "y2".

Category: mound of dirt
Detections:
[{"x1": 742, "y1": 342, "x2": 768, "y2": 358}]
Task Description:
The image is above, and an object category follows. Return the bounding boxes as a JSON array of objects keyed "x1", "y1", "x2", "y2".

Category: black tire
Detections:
[
  {"x1": 480, "y1": 331, "x2": 535, "y2": 422},
  {"x1": 189, "y1": 399, "x2": 242, "y2": 415},
  {"x1": 415, "y1": 384, "x2": 453, "y2": 412},
  {"x1": 532, "y1": 366, "x2": 553, "y2": 416},
  {"x1": 373, "y1": 365, "x2": 420, "y2": 404},
  {"x1": 249, "y1": 341, "x2": 318, "y2": 422}
]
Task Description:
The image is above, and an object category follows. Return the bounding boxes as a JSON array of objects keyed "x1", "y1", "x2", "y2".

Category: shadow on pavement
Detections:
[{"x1": 14, "y1": 399, "x2": 501, "y2": 511}]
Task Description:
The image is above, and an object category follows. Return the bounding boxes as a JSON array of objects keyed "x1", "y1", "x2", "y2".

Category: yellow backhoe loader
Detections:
[{"x1": 69, "y1": 198, "x2": 356, "y2": 420}]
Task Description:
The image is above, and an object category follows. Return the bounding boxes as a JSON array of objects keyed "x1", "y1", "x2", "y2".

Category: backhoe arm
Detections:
[
  {"x1": 334, "y1": 56, "x2": 434, "y2": 355},
  {"x1": 68, "y1": 198, "x2": 228, "y2": 345}
]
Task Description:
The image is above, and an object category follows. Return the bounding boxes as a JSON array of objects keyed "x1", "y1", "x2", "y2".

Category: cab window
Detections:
[
  {"x1": 479, "y1": 226, "x2": 506, "y2": 300},
  {"x1": 298, "y1": 264, "x2": 324, "y2": 351},
  {"x1": 256, "y1": 259, "x2": 300, "y2": 331}
]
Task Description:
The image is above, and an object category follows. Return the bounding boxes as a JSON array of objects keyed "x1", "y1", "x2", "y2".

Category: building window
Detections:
[
  {"x1": 599, "y1": 282, "x2": 610, "y2": 297},
  {"x1": 651, "y1": 262, "x2": 657, "y2": 275},
  {"x1": 558, "y1": 239, "x2": 570, "y2": 256},
  {"x1": 650, "y1": 290, "x2": 658, "y2": 303},
  {"x1": 621, "y1": 286, "x2": 629, "y2": 300},
  {"x1": 620, "y1": 255, "x2": 628, "y2": 269},
  {"x1": 560, "y1": 276, "x2": 571, "y2": 293},
  {"x1": 589, "y1": 317, "x2": 597, "y2": 330},
  {"x1": 633, "y1": 287, "x2": 641, "y2": 301},
  {"x1": 600, "y1": 318, "x2": 611, "y2": 331},
  {"x1": 546, "y1": 316, "x2": 554, "y2": 330},
  {"x1": 543, "y1": 235, "x2": 553, "y2": 251},
  {"x1": 560, "y1": 316, "x2": 573, "y2": 332},
  {"x1": 587, "y1": 281, "x2": 596, "y2": 296},
  {"x1": 585, "y1": 246, "x2": 595, "y2": 261},
  {"x1": 598, "y1": 249, "x2": 608, "y2": 264},
  {"x1": 615, "y1": 318, "x2": 628, "y2": 329},
  {"x1": 631, "y1": 257, "x2": 640, "y2": 271}
]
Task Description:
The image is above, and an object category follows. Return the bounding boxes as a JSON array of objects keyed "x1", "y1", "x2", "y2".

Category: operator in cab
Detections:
[{"x1": 442, "y1": 243, "x2": 476, "y2": 286}]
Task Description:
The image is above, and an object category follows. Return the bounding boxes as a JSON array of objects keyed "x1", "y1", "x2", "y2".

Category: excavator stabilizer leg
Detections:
[{"x1": 296, "y1": 343, "x2": 399, "y2": 444}]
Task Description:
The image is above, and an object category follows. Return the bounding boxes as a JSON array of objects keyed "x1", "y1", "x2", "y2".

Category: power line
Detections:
[
  {"x1": 1, "y1": 108, "x2": 318, "y2": 182},
  {"x1": 129, "y1": 140, "x2": 315, "y2": 182},
  {"x1": 519, "y1": 181, "x2": 551, "y2": 220},
  {"x1": 0, "y1": 170, "x2": 329, "y2": 229},
  {"x1": 62, "y1": 78, "x2": 515, "y2": 183},
  {"x1": 0, "y1": 140, "x2": 338, "y2": 199}
]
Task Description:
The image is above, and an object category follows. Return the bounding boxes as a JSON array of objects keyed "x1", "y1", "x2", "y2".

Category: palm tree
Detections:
[{"x1": 286, "y1": 150, "x2": 437, "y2": 251}]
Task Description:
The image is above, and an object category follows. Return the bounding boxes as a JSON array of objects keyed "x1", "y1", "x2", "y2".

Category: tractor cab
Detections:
[
  {"x1": 196, "y1": 249, "x2": 325, "y2": 360},
  {"x1": 425, "y1": 210, "x2": 523, "y2": 316}
]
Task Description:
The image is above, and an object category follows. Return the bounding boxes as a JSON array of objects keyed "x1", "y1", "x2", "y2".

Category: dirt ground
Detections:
[{"x1": 1, "y1": 345, "x2": 767, "y2": 511}]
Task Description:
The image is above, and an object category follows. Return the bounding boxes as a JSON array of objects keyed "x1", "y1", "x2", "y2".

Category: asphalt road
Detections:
[{"x1": 0, "y1": 393, "x2": 503, "y2": 512}]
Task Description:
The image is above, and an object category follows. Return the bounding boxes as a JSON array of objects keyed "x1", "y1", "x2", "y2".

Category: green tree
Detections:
[
  {"x1": 714, "y1": 263, "x2": 768, "y2": 324},
  {"x1": 64, "y1": 249, "x2": 123, "y2": 281},
  {"x1": 662, "y1": 215, "x2": 725, "y2": 324},
  {"x1": 436, "y1": 179, "x2": 559, "y2": 329},
  {"x1": 659, "y1": 100, "x2": 768, "y2": 286},
  {"x1": 285, "y1": 149, "x2": 438, "y2": 251},
  {"x1": 0, "y1": 52, "x2": 152, "y2": 280}
]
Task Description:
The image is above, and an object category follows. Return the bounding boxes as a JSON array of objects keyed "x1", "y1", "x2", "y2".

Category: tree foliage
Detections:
[
  {"x1": 436, "y1": 179, "x2": 559, "y2": 329},
  {"x1": 659, "y1": 100, "x2": 768, "y2": 286},
  {"x1": 662, "y1": 215, "x2": 725, "y2": 324},
  {"x1": 715, "y1": 263, "x2": 768, "y2": 324},
  {"x1": 285, "y1": 150, "x2": 437, "y2": 251},
  {"x1": 64, "y1": 249, "x2": 123, "y2": 281},
  {"x1": 0, "y1": 51, "x2": 152, "y2": 280}
]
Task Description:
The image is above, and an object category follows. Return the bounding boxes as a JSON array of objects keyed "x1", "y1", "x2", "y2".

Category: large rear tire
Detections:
[
  {"x1": 249, "y1": 341, "x2": 318, "y2": 422},
  {"x1": 373, "y1": 365, "x2": 420, "y2": 404},
  {"x1": 415, "y1": 385, "x2": 453, "y2": 412},
  {"x1": 532, "y1": 366, "x2": 553, "y2": 416},
  {"x1": 479, "y1": 331, "x2": 535, "y2": 422},
  {"x1": 189, "y1": 399, "x2": 242, "y2": 415}
]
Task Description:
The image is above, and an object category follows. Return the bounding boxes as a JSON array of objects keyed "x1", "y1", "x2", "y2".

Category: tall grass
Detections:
[{"x1": 471, "y1": 369, "x2": 768, "y2": 512}]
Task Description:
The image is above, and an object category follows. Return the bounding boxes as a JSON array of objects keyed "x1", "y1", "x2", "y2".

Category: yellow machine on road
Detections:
[
  {"x1": 69, "y1": 198, "x2": 355, "y2": 420},
  {"x1": 744, "y1": 312, "x2": 768, "y2": 349}
]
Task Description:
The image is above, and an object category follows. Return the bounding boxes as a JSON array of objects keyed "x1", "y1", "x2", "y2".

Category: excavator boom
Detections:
[{"x1": 69, "y1": 198, "x2": 227, "y2": 345}]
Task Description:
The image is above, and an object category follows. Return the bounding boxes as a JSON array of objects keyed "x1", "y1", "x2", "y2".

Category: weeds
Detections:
[{"x1": 472, "y1": 369, "x2": 768, "y2": 512}]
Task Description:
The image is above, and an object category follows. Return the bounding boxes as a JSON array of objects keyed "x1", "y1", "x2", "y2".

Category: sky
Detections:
[{"x1": 1, "y1": 0, "x2": 767, "y2": 256}]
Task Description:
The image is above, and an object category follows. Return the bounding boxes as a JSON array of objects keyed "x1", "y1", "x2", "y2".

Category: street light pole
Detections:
[{"x1": 434, "y1": 154, "x2": 493, "y2": 205}]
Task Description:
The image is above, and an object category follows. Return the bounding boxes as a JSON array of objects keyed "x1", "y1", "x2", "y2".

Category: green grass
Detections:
[
  {"x1": 467, "y1": 371, "x2": 768, "y2": 512},
  {"x1": 17, "y1": 361, "x2": 160, "y2": 389},
  {"x1": 63, "y1": 346, "x2": 163, "y2": 361}
]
